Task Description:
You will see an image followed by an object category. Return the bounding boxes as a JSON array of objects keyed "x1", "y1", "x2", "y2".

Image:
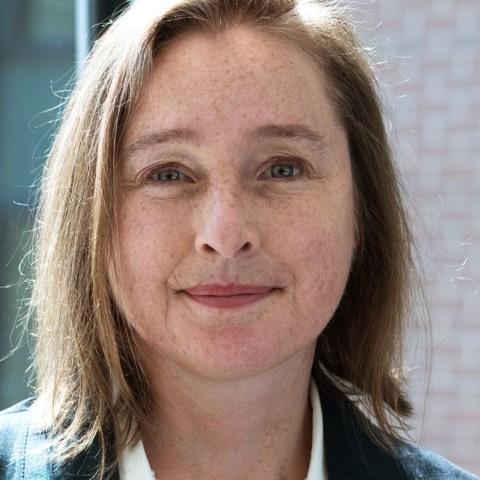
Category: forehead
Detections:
[{"x1": 124, "y1": 25, "x2": 339, "y2": 145}]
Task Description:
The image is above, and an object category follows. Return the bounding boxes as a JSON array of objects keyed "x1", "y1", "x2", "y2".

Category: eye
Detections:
[
  {"x1": 141, "y1": 158, "x2": 306, "y2": 185},
  {"x1": 151, "y1": 170, "x2": 183, "y2": 182},
  {"x1": 147, "y1": 166, "x2": 190, "y2": 183},
  {"x1": 262, "y1": 158, "x2": 304, "y2": 180}
]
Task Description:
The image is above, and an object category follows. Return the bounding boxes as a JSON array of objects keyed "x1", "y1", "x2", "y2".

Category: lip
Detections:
[
  {"x1": 183, "y1": 284, "x2": 278, "y2": 309},
  {"x1": 184, "y1": 291, "x2": 274, "y2": 309},
  {"x1": 185, "y1": 284, "x2": 275, "y2": 296}
]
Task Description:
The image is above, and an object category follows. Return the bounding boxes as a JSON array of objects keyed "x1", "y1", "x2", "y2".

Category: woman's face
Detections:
[{"x1": 111, "y1": 26, "x2": 357, "y2": 380}]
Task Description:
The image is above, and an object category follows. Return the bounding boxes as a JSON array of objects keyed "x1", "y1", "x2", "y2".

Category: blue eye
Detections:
[
  {"x1": 270, "y1": 163, "x2": 299, "y2": 178},
  {"x1": 265, "y1": 159, "x2": 303, "y2": 179},
  {"x1": 150, "y1": 169, "x2": 186, "y2": 182},
  {"x1": 145, "y1": 158, "x2": 304, "y2": 184}
]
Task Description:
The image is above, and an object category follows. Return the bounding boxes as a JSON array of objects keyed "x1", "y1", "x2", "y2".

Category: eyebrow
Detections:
[{"x1": 123, "y1": 123, "x2": 326, "y2": 156}]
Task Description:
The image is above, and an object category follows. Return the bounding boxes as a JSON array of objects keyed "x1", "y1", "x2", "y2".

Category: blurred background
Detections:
[{"x1": 0, "y1": 0, "x2": 478, "y2": 475}]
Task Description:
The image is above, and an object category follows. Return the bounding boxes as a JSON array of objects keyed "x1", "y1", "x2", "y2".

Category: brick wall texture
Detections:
[{"x1": 349, "y1": 0, "x2": 480, "y2": 474}]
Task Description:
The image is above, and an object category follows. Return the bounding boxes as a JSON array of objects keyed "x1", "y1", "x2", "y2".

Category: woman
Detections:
[{"x1": 0, "y1": 0, "x2": 477, "y2": 479}]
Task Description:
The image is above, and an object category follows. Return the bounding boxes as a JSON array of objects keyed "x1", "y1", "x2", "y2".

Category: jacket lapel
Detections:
[
  {"x1": 320, "y1": 392, "x2": 406, "y2": 480},
  {"x1": 54, "y1": 436, "x2": 120, "y2": 480}
]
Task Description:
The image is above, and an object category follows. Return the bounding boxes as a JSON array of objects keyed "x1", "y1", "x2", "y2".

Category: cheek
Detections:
[
  {"x1": 277, "y1": 198, "x2": 356, "y2": 332},
  {"x1": 111, "y1": 197, "x2": 191, "y2": 330},
  {"x1": 117, "y1": 196, "x2": 191, "y2": 271}
]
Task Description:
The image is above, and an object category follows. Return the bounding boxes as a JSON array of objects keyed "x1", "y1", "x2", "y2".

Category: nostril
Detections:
[{"x1": 241, "y1": 241, "x2": 252, "y2": 251}]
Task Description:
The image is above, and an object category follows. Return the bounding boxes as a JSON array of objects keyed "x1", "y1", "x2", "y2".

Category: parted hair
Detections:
[{"x1": 30, "y1": 0, "x2": 427, "y2": 477}]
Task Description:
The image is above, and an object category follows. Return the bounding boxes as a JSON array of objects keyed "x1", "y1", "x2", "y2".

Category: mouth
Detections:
[{"x1": 182, "y1": 286, "x2": 279, "y2": 310}]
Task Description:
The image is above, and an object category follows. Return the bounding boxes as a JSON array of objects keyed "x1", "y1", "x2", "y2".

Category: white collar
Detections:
[
  {"x1": 119, "y1": 379, "x2": 327, "y2": 479},
  {"x1": 306, "y1": 379, "x2": 327, "y2": 479}
]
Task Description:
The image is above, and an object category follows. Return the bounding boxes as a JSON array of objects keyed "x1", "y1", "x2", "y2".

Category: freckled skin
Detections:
[{"x1": 111, "y1": 26, "x2": 357, "y2": 382}]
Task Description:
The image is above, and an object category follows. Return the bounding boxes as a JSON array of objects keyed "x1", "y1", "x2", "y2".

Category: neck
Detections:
[{"x1": 140, "y1": 346, "x2": 315, "y2": 480}]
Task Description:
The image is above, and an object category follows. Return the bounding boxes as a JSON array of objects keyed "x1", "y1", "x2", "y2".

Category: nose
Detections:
[{"x1": 194, "y1": 185, "x2": 260, "y2": 259}]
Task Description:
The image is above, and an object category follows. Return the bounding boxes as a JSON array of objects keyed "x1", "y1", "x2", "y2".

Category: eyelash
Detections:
[{"x1": 145, "y1": 157, "x2": 307, "y2": 184}]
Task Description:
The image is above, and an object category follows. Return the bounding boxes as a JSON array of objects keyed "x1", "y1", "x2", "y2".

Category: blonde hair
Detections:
[{"x1": 31, "y1": 0, "x2": 428, "y2": 477}]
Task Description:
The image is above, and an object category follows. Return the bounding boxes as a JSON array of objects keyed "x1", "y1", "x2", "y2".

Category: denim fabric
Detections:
[
  {"x1": 0, "y1": 398, "x2": 51, "y2": 479},
  {"x1": 397, "y1": 443, "x2": 479, "y2": 480},
  {"x1": 1, "y1": 394, "x2": 478, "y2": 479},
  {"x1": 0, "y1": 398, "x2": 118, "y2": 480}
]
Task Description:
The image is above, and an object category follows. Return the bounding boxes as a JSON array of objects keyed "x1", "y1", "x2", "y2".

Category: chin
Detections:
[{"x1": 173, "y1": 332, "x2": 314, "y2": 382}]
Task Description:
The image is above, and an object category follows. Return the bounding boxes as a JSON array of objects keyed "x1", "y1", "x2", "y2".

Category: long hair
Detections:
[{"x1": 30, "y1": 0, "x2": 428, "y2": 476}]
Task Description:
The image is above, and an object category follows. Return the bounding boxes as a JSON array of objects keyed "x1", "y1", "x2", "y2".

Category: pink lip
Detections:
[
  {"x1": 183, "y1": 284, "x2": 277, "y2": 309},
  {"x1": 185, "y1": 284, "x2": 274, "y2": 296},
  {"x1": 184, "y1": 291, "x2": 273, "y2": 309}
]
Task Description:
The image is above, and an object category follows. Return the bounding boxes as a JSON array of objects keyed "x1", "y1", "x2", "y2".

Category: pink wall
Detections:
[{"x1": 351, "y1": 0, "x2": 480, "y2": 474}]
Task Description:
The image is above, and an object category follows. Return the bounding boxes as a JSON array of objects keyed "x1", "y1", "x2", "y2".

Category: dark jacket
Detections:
[{"x1": 0, "y1": 392, "x2": 478, "y2": 479}]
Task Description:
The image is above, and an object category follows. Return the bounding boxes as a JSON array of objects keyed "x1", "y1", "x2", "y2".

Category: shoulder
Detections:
[
  {"x1": 316, "y1": 375, "x2": 479, "y2": 480},
  {"x1": 0, "y1": 396, "x2": 36, "y2": 423},
  {"x1": 395, "y1": 442, "x2": 479, "y2": 480},
  {"x1": 0, "y1": 399, "x2": 119, "y2": 480},
  {"x1": 0, "y1": 398, "x2": 37, "y2": 452},
  {"x1": 0, "y1": 395, "x2": 35, "y2": 421},
  {"x1": 0, "y1": 397, "x2": 38, "y2": 478}
]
